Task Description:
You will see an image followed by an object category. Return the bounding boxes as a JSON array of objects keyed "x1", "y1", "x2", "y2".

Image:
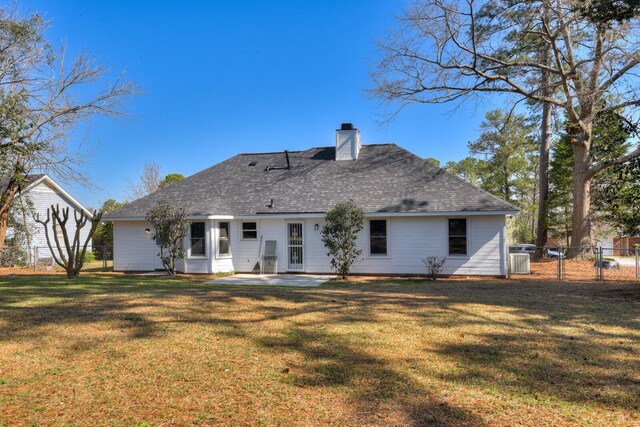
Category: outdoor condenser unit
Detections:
[
  {"x1": 262, "y1": 258, "x2": 278, "y2": 275},
  {"x1": 510, "y1": 253, "x2": 531, "y2": 274}
]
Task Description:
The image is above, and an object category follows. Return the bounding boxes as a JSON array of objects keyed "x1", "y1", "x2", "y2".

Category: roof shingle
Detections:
[{"x1": 105, "y1": 144, "x2": 518, "y2": 219}]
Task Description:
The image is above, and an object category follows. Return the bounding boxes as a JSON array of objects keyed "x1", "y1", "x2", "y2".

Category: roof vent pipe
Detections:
[{"x1": 264, "y1": 150, "x2": 291, "y2": 172}]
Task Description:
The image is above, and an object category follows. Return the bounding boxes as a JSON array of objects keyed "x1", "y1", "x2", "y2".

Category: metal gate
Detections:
[{"x1": 287, "y1": 222, "x2": 304, "y2": 271}]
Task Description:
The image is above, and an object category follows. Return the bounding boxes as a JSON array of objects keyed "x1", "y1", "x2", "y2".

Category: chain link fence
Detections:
[
  {"x1": 508, "y1": 245, "x2": 639, "y2": 282},
  {"x1": 3, "y1": 242, "x2": 637, "y2": 280},
  {"x1": 0, "y1": 245, "x2": 114, "y2": 272}
]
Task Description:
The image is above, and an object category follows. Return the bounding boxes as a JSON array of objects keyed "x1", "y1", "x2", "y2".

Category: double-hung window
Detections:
[
  {"x1": 242, "y1": 222, "x2": 257, "y2": 240},
  {"x1": 448, "y1": 218, "x2": 467, "y2": 256},
  {"x1": 218, "y1": 222, "x2": 230, "y2": 256},
  {"x1": 369, "y1": 219, "x2": 388, "y2": 256},
  {"x1": 190, "y1": 222, "x2": 206, "y2": 256}
]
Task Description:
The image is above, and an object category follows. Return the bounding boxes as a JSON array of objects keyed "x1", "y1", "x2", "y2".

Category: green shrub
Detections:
[
  {"x1": 0, "y1": 242, "x2": 28, "y2": 267},
  {"x1": 321, "y1": 200, "x2": 365, "y2": 279},
  {"x1": 83, "y1": 251, "x2": 95, "y2": 263}
]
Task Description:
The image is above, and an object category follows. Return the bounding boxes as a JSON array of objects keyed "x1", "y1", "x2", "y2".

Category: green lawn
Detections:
[{"x1": 0, "y1": 273, "x2": 639, "y2": 426}]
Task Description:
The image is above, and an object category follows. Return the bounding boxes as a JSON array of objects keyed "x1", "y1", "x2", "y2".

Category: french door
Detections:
[{"x1": 287, "y1": 222, "x2": 304, "y2": 271}]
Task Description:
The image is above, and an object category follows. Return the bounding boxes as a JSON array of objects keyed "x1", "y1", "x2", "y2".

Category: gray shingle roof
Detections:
[
  {"x1": 105, "y1": 144, "x2": 518, "y2": 219},
  {"x1": 0, "y1": 174, "x2": 45, "y2": 193}
]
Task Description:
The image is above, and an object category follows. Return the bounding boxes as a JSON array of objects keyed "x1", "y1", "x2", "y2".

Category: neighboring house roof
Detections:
[
  {"x1": 106, "y1": 144, "x2": 518, "y2": 220},
  {"x1": 0, "y1": 174, "x2": 45, "y2": 192},
  {"x1": 1, "y1": 174, "x2": 93, "y2": 217}
]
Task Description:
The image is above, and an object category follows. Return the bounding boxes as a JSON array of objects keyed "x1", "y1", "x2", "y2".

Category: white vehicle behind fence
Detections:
[{"x1": 510, "y1": 244, "x2": 563, "y2": 259}]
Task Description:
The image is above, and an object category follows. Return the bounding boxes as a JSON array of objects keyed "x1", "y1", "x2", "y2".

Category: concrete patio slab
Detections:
[{"x1": 205, "y1": 274, "x2": 335, "y2": 287}]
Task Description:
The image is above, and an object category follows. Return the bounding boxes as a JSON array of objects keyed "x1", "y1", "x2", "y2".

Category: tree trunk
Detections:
[
  {"x1": 0, "y1": 178, "x2": 21, "y2": 252},
  {"x1": 531, "y1": 162, "x2": 538, "y2": 243},
  {"x1": 0, "y1": 216, "x2": 8, "y2": 253},
  {"x1": 536, "y1": 25, "x2": 551, "y2": 249},
  {"x1": 536, "y1": 101, "x2": 552, "y2": 248},
  {"x1": 19, "y1": 197, "x2": 33, "y2": 266},
  {"x1": 66, "y1": 268, "x2": 79, "y2": 279},
  {"x1": 503, "y1": 163, "x2": 510, "y2": 202},
  {"x1": 569, "y1": 134, "x2": 593, "y2": 256}
]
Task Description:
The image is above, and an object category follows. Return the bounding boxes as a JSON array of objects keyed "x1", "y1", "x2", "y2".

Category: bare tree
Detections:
[
  {"x1": 34, "y1": 204, "x2": 102, "y2": 279},
  {"x1": 127, "y1": 161, "x2": 162, "y2": 201},
  {"x1": 0, "y1": 7, "x2": 136, "y2": 251},
  {"x1": 373, "y1": 0, "x2": 640, "y2": 253}
]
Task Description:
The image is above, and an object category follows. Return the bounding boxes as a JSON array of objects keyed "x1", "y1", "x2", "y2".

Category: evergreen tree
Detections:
[{"x1": 549, "y1": 111, "x2": 635, "y2": 245}]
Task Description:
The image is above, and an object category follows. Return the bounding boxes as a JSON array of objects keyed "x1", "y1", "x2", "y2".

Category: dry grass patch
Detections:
[{"x1": 0, "y1": 274, "x2": 639, "y2": 426}]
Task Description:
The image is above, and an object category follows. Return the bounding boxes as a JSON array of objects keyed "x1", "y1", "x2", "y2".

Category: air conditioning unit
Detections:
[
  {"x1": 510, "y1": 253, "x2": 530, "y2": 274},
  {"x1": 261, "y1": 258, "x2": 278, "y2": 275}
]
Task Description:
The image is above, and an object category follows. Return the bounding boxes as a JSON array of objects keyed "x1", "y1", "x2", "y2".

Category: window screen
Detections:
[
  {"x1": 190, "y1": 222, "x2": 206, "y2": 256},
  {"x1": 370, "y1": 219, "x2": 388, "y2": 255},
  {"x1": 448, "y1": 218, "x2": 467, "y2": 255},
  {"x1": 242, "y1": 222, "x2": 257, "y2": 239},
  {"x1": 218, "y1": 222, "x2": 230, "y2": 256}
]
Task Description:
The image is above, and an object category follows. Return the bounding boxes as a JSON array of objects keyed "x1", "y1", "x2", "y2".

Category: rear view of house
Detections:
[{"x1": 105, "y1": 124, "x2": 518, "y2": 276}]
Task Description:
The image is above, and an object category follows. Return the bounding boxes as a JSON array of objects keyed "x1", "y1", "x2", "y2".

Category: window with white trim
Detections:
[
  {"x1": 369, "y1": 219, "x2": 388, "y2": 256},
  {"x1": 448, "y1": 218, "x2": 467, "y2": 255},
  {"x1": 242, "y1": 222, "x2": 257, "y2": 239},
  {"x1": 190, "y1": 222, "x2": 206, "y2": 256},
  {"x1": 218, "y1": 222, "x2": 230, "y2": 256}
]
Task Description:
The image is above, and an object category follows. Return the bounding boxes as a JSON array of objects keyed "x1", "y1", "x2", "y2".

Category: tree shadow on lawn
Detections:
[
  {"x1": 1, "y1": 274, "x2": 639, "y2": 420},
  {"x1": 215, "y1": 281, "x2": 640, "y2": 415},
  {"x1": 434, "y1": 331, "x2": 640, "y2": 411},
  {"x1": 256, "y1": 325, "x2": 486, "y2": 426}
]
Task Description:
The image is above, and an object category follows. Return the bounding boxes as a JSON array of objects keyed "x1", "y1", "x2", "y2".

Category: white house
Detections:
[
  {"x1": 105, "y1": 124, "x2": 519, "y2": 276},
  {"x1": 5, "y1": 174, "x2": 93, "y2": 264}
]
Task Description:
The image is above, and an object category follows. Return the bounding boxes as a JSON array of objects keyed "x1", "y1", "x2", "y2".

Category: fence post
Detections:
[
  {"x1": 557, "y1": 246, "x2": 562, "y2": 281},
  {"x1": 596, "y1": 247, "x2": 603, "y2": 281},
  {"x1": 636, "y1": 249, "x2": 639, "y2": 279},
  {"x1": 102, "y1": 245, "x2": 107, "y2": 270}
]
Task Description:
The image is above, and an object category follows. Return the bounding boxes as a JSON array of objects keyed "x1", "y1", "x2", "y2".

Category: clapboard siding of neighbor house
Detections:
[{"x1": 8, "y1": 175, "x2": 93, "y2": 261}]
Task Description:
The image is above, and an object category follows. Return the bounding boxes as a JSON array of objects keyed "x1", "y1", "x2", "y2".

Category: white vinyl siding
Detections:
[
  {"x1": 113, "y1": 214, "x2": 507, "y2": 276},
  {"x1": 114, "y1": 220, "x2": 215, "y2": 274},
  {"x1": 17, "y1": 181, "x2": 92, "y2": 261},
  {"x1": 231, "y1": 215, "x2": 505, "y2": 275},
  {"x1": 113, "y1": 221, "x2": 158, "y2": 271}
]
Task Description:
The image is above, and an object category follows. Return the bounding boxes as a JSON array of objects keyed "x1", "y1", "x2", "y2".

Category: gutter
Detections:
[{"x1": 104, "y1": 210, "x2": 519, "y2": 222}]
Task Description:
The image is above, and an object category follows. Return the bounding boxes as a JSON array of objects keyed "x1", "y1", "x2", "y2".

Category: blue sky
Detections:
[{"x1": 20, "y1": 0, "x2": 503, "y2": 209}]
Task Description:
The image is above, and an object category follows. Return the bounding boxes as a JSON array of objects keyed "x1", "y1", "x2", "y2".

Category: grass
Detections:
[{"x1": 0, "y1": 273, "x2": 639, "y2": 426}]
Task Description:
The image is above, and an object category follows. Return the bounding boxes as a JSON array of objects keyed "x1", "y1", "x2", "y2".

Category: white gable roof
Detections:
[{"x1": 22, "y1": 175, "x2": 93, "y2": 218}]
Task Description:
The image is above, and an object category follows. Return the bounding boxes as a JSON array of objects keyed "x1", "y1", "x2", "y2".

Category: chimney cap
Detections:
[{"x1": 339, "y1": 123, "x2": 355, "y2": 131}]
